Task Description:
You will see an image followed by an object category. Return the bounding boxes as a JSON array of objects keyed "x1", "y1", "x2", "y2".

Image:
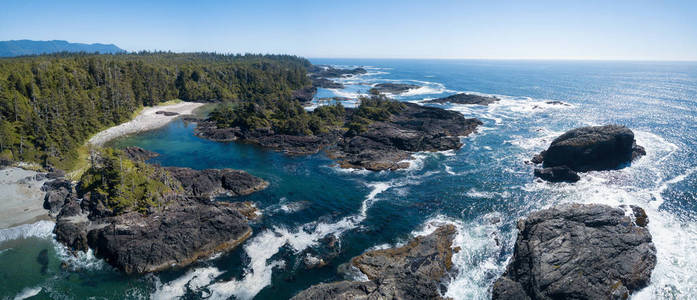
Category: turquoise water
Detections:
[{"x1": 2, "y1": 59, "x2": 696, "y2": 299}]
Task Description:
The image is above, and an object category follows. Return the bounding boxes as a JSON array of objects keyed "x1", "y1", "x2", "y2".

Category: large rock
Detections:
[
  {"x1": 42, "y1": 179, "x2": 75, "y2": 217},
  {"x1": 369, "y1": 83, "x2": 420, "y2": 95},
  {"x1": 332, "y1": 102, "x2": 482, "y2": 170},
  {"x1": 424, "y1": 93, "x2": 499, "y2": 105},
  {"x1": 165, "y1": 167, "x2": 268, "y2": 198},
  {"x1": 532, "y1": 125, "x2": 646, "y2": 182},
  {"x1": 492, "y1": 203, "x2": 656, "y2": 300},
  {"x1": 292, "y1": 225, "x2": 458, "y2": 300}
]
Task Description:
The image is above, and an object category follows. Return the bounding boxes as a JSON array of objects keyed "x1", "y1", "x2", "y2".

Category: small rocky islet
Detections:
[
  {"x1": 531, "y1": 125, "x2": 646, "y2": 182},
  {"x1": 424, "y1": 93, "x2": 500, "y2": 105}
]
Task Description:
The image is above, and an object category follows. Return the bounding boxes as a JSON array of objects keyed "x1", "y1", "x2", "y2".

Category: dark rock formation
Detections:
[
  {"x1": 165, "y1": 167, "x2": 268, "y2": 198},
  {"x1": 55, "y1": 195, "x2": 257, "y2": 274},
  {"x1": 42, "y1": 179, "x2": 75, "y2": 217},
  {"x1": 369, "y1": 83, "x2": 420, "y2": 95},
  {"x1": 46, "y1": 164, "x2": 267, "y2": 274},
  {"x1": 292, "y1": 225, "x2": 458, "y2": 300},
  {"x1": 331, "y1": 103, "x2": 482, "y2": 170},
  {"x1": 532, "y1": 125, "x2": 646, "y2": 182},
  {"x1": 122, "y1": 146, "x2": 159, "y2": 161},
  {"x1": 424, "y1": 93, "x2": 499, "y2": 105},
  {"x1": 155, "y1": 110, "x2": 179, "y2": 116},
  {"x1": 197, "y1": 102, "x2": 481, "y2": 171},
  {"x1": 492, "y1": 203, "x2": 656, "y2": 300},
  {"x1": 533, "y1": 166, "x2": 580, "y2": 183},
  {"x1": 292, "y1": 86, "x2": 317, "y2": 103},
  {"x1": 310, "y1": 65, "x2": 367, "y2": 78},
  {"x1": 312, "y1": 77, "x2": 345, "y2": 89}
]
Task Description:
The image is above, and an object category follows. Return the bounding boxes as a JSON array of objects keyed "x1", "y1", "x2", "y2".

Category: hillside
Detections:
[{"x1": 0, "y1": 40, "x2": 125, "y2": 57}]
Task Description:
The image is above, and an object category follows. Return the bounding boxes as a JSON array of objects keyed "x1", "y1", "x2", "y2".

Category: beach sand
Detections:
[
  {"x1": 0, "y1": 168, "x2": 50, "y2": 229},
  {"x1": 88, "y1": 101, "x2": 205, "y2": 146}
]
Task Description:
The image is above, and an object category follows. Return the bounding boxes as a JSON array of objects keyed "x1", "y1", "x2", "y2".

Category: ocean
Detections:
[{"x1": 1, "y1": 59, "x2": 696, "y2": 299}]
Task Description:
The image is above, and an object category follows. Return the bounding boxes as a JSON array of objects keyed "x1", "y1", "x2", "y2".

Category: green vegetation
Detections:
[
  {"x1": 0, "y1": 52, "x2": 310, "y2": 169},
  {"x1": 209, "y1": 94, "x2": 405, "y2": 136},
  {"x1": 78, "y1": 148, "x2": 182, "y2": 215}
]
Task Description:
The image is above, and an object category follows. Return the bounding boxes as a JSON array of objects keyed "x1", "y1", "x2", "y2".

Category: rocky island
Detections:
[
  {"x1": 424, "y1": 93, "x2": 500, "y2": 105},
  {"x1": 195, "y1": 95, "x2": 482, "y2": 171},
  {"x1": 531, "y1": 125, "x2": 646, "y2": 182},
  {"x1": 492, "y1": 203, "x2": 656, "y2": 300},
  {"x1": 43, "y1": 147, "x2": 268, "y2": 274},
  {"x1": 292, "y1": 225, "x2": 458, "y2": 300},
  {"x1": 369, "y1": 83, "x2": 421, "y2": 95}
]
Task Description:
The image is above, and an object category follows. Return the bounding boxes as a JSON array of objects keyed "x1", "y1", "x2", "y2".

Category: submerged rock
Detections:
[
  {"x1": 424, "y1": 93, "x2": 499, "y2": 105},
  {"x1": 292, "y1": 225, "x2": 458, "y2": 300},
  {"x1": 369, "y1": 83, "x2": 420, "y2": 95},
  {"x1": 532, "y1": 125, "x2": 646, "y2": 182},
  {"x1": 492, "y1": 203, "x2": 656, "y2": 300}
]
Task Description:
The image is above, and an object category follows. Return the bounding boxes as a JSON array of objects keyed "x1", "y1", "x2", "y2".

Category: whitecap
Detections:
[
  {"x1": 13, "y1": 286, "x2": 42, "y2": 300},
  {"x1": 152, "y1": 267, "x2": 223, "y2": 300},
  {"x1": 0, "y1": 220, "x2": 55, "y2": 244}
]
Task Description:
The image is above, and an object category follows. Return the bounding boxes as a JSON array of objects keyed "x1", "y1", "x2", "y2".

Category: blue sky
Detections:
[{"x1": 1, "y1": 0, "x2": 696, "y2": 60}]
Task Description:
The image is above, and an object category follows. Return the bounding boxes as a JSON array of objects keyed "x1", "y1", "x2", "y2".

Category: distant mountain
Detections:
[{"x1": 0, "y1": 40, "x2": 125, "y2": 57}]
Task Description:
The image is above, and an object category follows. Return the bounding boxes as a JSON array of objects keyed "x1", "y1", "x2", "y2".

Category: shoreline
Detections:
[
  {"x1": 88, "y1": 101, "x2": 206, "y2": 147},
  {"x1": 0, "y1": 168, "x2": 50, "y2": 229}
]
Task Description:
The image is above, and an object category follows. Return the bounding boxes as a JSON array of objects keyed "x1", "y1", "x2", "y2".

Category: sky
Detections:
[{"x1": 1, "y1": 0, "x2": 696, "y2": 60}]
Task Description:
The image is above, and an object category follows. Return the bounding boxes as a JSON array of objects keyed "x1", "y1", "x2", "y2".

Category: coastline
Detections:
[{"x1": 87, "y1": 101, "x2": 206, "y2": 147}]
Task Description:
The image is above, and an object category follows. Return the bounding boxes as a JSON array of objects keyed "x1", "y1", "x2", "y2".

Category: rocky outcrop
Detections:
[
  {"x1": 369, "y1": 83, "x2": 420, "y2": 95},
  {"x1": 123, "y1": 146, "x2": 160, "y2": 161},
  {"x1": 331, "y1": 102, "x2": 482, "y2": 170},
  {"x1": 424, "y1": 93, "x2": 499, "y2": 105},
  {"x1": 310, "y1": 65, "x2": 367, "y2": 78},
  {"x1": 492, "y1": 203, "x2": 656, "y2": 300},
  {"x1": 54, "y1": 194, "x2": 257, "y2": 274},
  {"x1": 532, "y1": 125, "x2": 646, "y2": 182},
  {"x1": 197, "y1": 102, "x2": 480, "y2": 171},
  {"x1": 532, "y1": 166, "x2": 580, "y2": 183},
  {"x1": 45, "y1": 163, "x2": 267, "y2": 274},
  {"x1": 292, "y1": 86, "x2": 317, "y2": 103},
  {"x1": 292, "y1": 225, "x2": 458, "y2": 300},
  {"x1": 155, "y1": 111, "x2": 179, "y2": 116},
  {"x1": 165, "y1": 167, "x2": 268, "y2": 198}
]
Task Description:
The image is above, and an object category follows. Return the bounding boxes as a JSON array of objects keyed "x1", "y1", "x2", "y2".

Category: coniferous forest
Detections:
[{"x1": 0, "y1": 52, "x2": 311, "y2": 169}]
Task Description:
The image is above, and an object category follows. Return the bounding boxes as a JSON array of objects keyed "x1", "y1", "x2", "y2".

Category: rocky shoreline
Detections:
[
  {"x1": 195, "y1": 102, "x2": 482, "y2": 171},
  {"x1": 42, "y1": 147, "x2": 268, "y2": 274},
  {"x1": 292, "y1": 225, "x2": 458, "y2": 300}
]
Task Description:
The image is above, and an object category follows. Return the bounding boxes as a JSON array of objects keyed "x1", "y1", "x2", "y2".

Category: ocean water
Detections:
[{"x1": 2, "y1": 59, "x2": 696, "y2": 300}]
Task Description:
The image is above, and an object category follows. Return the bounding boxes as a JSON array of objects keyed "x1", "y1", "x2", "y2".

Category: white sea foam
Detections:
[
  {"x1": 0, "y1": 220, "x2": 55, "y2": 244},
  {"x1": 13, "y1": 286, "x2": 42, "y2": 300},
  {"x1": 152, "y1": 267, "x2": 223, "y2": 300},
  {"x1": 53, "y1": 241, "x2": 107, "y2": 271},
  {"x1": 412, "y1": 214, "x2": 505, "y2": 300},
  {"x1": 191, "y1": 179, "x2": 398, "y2": 300}
]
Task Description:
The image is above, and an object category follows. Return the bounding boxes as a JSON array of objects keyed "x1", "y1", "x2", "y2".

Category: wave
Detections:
[
  {"x1": 151, "y1": 267, "x2": 223, "y2": 300},
  {"x1": 411, "y1": 214, "x2": 505, "y2": 300},
  {"x1": 12, "y1": 286, "x2": 42, "y2": 300},
  {"x1": 0, "y1": 220, "x2": 55, "y2": 244}
]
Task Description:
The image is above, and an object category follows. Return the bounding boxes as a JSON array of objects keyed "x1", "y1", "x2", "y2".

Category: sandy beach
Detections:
[
  {"x1": 88, "y1": 101, "x2": 205, "y2": 146},
  {"x1": 0, "y1": 168, "x2": 50, "y2": 229}
]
